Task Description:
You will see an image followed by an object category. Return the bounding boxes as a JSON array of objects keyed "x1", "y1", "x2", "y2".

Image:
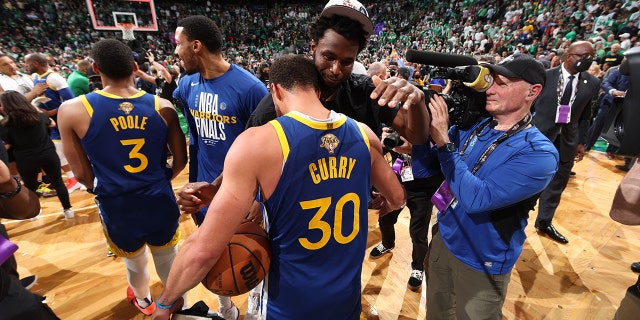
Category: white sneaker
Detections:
[
  {"x1": 30, "y1": 209, "x2": 41, "y2": 221},
  {"x1": 245, "y1": 292, "x2": 260, "y2": 320},
  {"x1": 407, "y1": 269, "x2": 424, "y2": 291},
  {"x1": 218, "y1": 304, "x2": 239, "y2": 320},
  {"x1": 20, "y1": 275, "x2": 38, "y2": 290},
  {"x1": 63, "y1": 208, "x2": 75, "y2": 219}
]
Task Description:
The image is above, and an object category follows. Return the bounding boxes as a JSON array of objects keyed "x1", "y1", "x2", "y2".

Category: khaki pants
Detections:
[
  {"x1": 614, "y1": 277, "x2": 640, "y2": 320},
  {"x1": 425, "y1": 232, "x2": 511, "y2": 320}
]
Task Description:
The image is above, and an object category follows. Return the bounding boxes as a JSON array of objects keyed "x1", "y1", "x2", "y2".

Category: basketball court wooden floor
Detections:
[{"x1": 3, "y1": 151, "x2": 636, "y2": 319}]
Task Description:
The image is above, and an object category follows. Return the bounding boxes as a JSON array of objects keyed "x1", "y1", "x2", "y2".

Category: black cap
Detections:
[
  {"x1": 87, "y1": 67, "x2": 101, "y2": 81},
  {"x1": 397, "y1": 66, "x2": 411, "y2": 79},
  {"x1": 482, "y1": 54, "x2": 546, "y2": 86}
]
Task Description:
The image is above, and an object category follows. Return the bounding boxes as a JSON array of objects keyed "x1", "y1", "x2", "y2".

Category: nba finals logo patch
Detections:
[
  {"x1": 320, "y1": 134, "x2": 340, "y2": 154},
  {"x1": 118, "y1": 102, "x2": 134, "y2": 115}
]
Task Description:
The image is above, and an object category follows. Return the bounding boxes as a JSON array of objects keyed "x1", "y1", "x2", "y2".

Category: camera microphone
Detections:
[
  {"x1": 405, "y1": 50, "x2": 478, "y2": 67},
  {"x1": 462, "y1": 65, "x2": 494, "y2": 92},
  {"x1": 405, "y1": 50, "x2": 492, "y2": 91}
]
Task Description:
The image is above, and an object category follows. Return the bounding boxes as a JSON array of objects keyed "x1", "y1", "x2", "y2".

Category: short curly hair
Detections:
[
  {"x1": 270, "y1": 55, "x2": 319, "y2": 92},
  {"x1": 92, "y1": 39, "x2": 134, "y2": 80},
  {"x1": 177, "y1": 15, "x2": 223, "y2": 55},
  {"x1": 308, "y1": 15, "x2": 369, "y2": 53}
]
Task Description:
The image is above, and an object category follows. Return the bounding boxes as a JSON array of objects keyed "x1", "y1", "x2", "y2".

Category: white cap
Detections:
[
  {"x1": 352, "y1": 61, "x2": 367, "y2": 75},
  {"x1": 620, "y1": 33, "x2": 631, "y2": 38},
  {"x1": 321, "y1": 0, "x2": 374, "y2": 37}
]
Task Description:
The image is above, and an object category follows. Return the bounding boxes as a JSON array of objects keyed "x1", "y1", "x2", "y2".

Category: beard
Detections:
[{"x1": 179, "y1": 55, "x2": 198, "y2": 75}]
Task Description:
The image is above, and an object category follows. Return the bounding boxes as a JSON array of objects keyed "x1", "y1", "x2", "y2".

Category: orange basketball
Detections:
[{"x1": 202, "y1": 220, "x2": 271, "y2": 296}]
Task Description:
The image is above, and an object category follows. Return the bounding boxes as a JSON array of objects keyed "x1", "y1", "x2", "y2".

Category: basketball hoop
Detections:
[{"x1": 118, "y1": 23, "x2": 136, "y2": 41}]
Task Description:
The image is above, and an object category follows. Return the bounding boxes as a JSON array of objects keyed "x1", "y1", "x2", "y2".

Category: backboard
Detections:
[{"x1": 86, "y1": 0, "x2": 158, "y2": 32}]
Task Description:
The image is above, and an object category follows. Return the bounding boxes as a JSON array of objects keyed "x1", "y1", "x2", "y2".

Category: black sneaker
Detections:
[
  {"x1": 407, "y1": 269, "x2": 423, "y2": 291},
  {"x1": 369, "y1": 243, "x2": 393, "y2": 259},
  {"x1": 615, "y1": 164, "x2": 631, "y2": 172},
  {"x1": 20, "y1": 275, "x2": 38, "y2": 290}
]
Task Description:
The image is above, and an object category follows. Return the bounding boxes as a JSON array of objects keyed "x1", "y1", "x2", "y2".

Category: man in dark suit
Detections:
[
  {"x1": 532, "y1": 41, "x2": 601, "y2": 244},
  {"x1": 585, "y1": 64, "x2": 629, "y2": 154}
]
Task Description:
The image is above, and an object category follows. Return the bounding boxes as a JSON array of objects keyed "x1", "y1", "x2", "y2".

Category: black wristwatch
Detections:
[
  {"x1": 0, "y1": 176, "x2": 21, "y2": 199},
  {"x1": 437, "y1": 142, "x2": 456, "y2": 153}
]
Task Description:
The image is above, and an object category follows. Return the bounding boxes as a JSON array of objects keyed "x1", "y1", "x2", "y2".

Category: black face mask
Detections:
[{"x1": 574, "y1": 57, "x2": 593, "y2": 73}]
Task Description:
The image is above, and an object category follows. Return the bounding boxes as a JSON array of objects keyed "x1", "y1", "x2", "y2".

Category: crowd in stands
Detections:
[{"x1": 1, "y1": 0, "x2": 639, "y2": 77}]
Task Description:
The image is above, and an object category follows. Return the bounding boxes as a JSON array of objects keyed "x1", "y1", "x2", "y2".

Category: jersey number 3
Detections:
[
  {"x1": 120, "y1": 138, "x2": 148, "y2": 173},
  {"x1": 298, "y1": 193, "x2": 360, "y2": 250}
]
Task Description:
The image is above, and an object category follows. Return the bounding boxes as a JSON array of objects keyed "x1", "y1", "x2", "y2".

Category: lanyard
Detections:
[
  {"x1": 459, "y1": 113, "x2": 533, "y2": 174},
  {"x1": 556, "y1": 70, "x2": 577, "y2": 107}
]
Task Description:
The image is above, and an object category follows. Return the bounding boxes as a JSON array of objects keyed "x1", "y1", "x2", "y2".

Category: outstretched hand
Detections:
[
  {"x1": 33, "y1": 83, "x2": 47, "y2": 96},
  {"x1": 370, "y1": 75, "x2": 425, "y2": 110},
  {"x1": 146, "y1": 51, "x2": 155, "y2": 63},
  {"x1": 371, "y1": 191, "x2": 395, "y2": 217},
  {"x1": 176, "y1": 182, "x2": 218, "y2": 213},
  {"x1": 244, "y1": 200, "x2": 263, "y2": 223}
]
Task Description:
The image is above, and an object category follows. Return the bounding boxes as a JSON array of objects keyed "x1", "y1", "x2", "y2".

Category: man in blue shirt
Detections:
[
  {"x1": 171, "y1": 15, "x2": 268, "y2": 319},
  {"x1": 425, "y1": 54, "x2": 559, "y2": 319}
]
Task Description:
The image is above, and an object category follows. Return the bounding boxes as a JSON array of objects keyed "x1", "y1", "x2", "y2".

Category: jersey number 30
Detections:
[
  {"x1": 298, "y1": 193, "x2": 360, "y2": 250},
  {"x1": 121, "y1": 138, "x2": 148, "y2": 173}
]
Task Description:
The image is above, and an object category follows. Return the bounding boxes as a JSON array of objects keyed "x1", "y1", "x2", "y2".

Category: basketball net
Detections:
[{"x1": 118, "y1": 23, "x2": 135, "y2": 41}]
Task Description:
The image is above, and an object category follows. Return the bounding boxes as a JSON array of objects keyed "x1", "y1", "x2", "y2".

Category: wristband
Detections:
[
  {"x1": 155, "y1": 294, "x2": 175, "y2": 310},
  {"x1": 0, "y1": 177, "x2": 21, "y2": 199},
  {"x1": 394, "y1": 201, "x2": 407, "y2": 211}
]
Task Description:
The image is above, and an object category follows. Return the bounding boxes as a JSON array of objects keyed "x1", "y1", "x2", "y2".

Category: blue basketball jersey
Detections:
[
  {"x1": 80, "y1": 90, "x2": 173, "y2": 196},
  {"x1": 79, "y1": 90, "x2": 180, "y2": 254},
  {"x1": 261, "y1": 112, "x2": 371, "y2": 320},
  {"x1": 34, "y1": 71, "x2": 66, "y2": 139}
]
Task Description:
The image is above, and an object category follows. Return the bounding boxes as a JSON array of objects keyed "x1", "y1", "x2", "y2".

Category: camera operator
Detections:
[
  {"x1": 425, "y1": 54, "x2": 559, "y2": 319},
  {"x1": 370, "y1": 127, "x2": 443, "y2": 292},
  {"x1": 133, "y1": 52, "x2": 178, "y2": 101},
  {"x1": 396, "y1": 66, "x2": 422, "y2": 89},
  {"x1": 134, "y1": 60, "x2": 157, "y2": 94}
]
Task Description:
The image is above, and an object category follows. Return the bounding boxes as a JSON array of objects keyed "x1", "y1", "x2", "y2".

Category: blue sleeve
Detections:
[
  {"x1": 173, "y1": 81, "x2": 183, "y2": 102},
  {"x1": 438, "y1": 133, "x2": 559, "y2": 214},
  {"x1": 58, "y1": 87, "x2": 75, "y2": 100},
  {"x1": 601, "y1": 69, "x2": 619, "y2": 93},
  {"x1": 243, "y1": 82, "x2": 269, "y2": 118}
]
